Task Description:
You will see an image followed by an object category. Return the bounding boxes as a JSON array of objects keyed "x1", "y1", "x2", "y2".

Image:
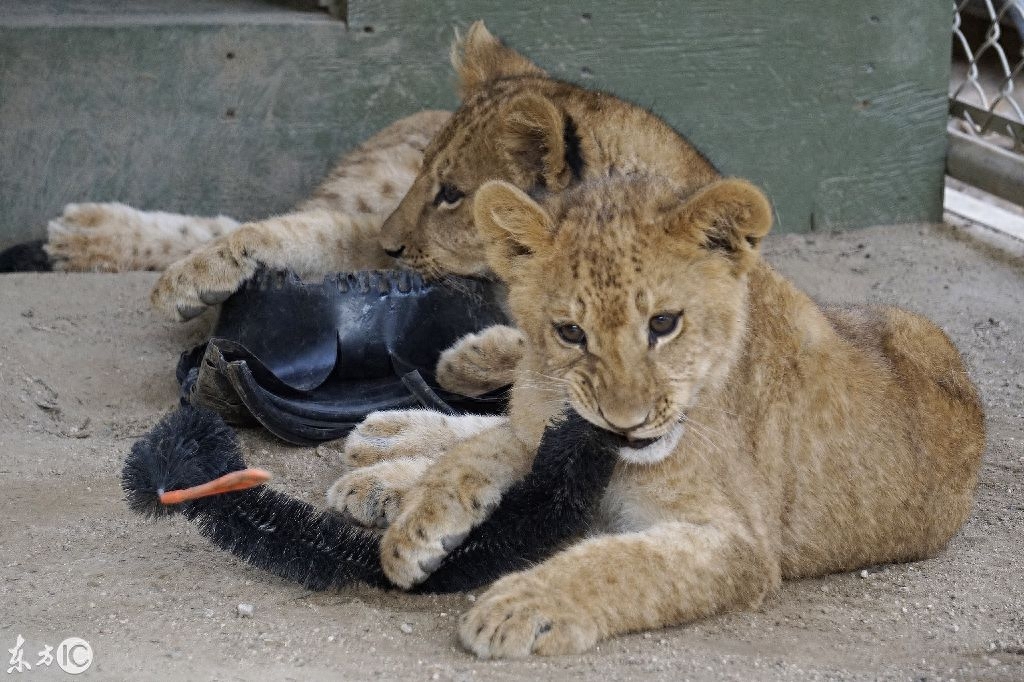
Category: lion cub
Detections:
[{"x1": 381, "y1": 173, "x2": 985, "y2": 658}]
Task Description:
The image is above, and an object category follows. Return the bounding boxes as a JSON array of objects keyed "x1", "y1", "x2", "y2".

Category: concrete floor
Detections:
[{"x1": 0, "y1": 221, "x2": 1022, "y2": 680}]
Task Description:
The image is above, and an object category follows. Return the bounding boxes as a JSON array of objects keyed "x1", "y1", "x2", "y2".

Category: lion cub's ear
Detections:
[
  {"x1": 673, "y1": 179, "x2": 773, "y2": 267},
  {"x1": 474, "y1": 181, "x2": 554, "y2": 280},
  {"x1": 498, "y1": 93, "x2": 576, "y2": 193},
  {"x1": 450, "y1": 21, "x2": 546, "y2": 99}
]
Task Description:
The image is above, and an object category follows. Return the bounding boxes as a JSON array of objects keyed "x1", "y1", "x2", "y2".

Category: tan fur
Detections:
[
  {"x1": 54, "y1": 22, "x2": 720, "y2": 395},
  {"x1": 369, "y1": 21, "x2": 717, "y2": 391},
  {"x1": 327, "y1": 410, "x2": 507, "y2": 526},
  {"x1": 381, "y1": 174, "x2": 984, "y2": 658},
  {"x1": 327, "y1": 22, "x2": 732, "y2": 577},
  {"x1": 327, "y1": 457, "x2": 435, "y2": 528},
  {"x1": 435, "y1": 325, "x2": 524, "y2": 397},
  {"x1": 379, "y1": 21, "x2": 718, "y2": 279},
  {"x1": 46, "y1": 203, "x2": 241, "y2": 272},
  {"x1": 380, "y1": 419, "x2": 536, "y2": 588}
]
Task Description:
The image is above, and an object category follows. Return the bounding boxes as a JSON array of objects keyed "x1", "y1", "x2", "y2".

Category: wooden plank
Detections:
[
  {"x1": 351, "y1": 0, "x2": 952, "y2": 233},
  {"x1": 0, "y1": 1, "x2": 951, "y2": 246},
  {"x1": 944, "y1": 186, "x2": 1024, "y2": 242},
  {"x1": 0, "y1": 19, "x2": 426, "y2": 246}
]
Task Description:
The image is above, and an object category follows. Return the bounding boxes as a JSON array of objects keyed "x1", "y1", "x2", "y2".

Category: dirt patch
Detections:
[{"x1": 1, "y1": 222, "x2": 1022, "y2": 680}]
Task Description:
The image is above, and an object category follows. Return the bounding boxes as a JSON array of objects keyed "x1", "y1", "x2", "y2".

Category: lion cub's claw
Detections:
[
  {"x1": 326, "y1": 459, "x2": 429, "y2": 529},
  {"x1": 459, "y1": 575, "x2": 598, "y2": 658},
  {"x1": 380, "y1": 487, "x2": 495, "y2": 588},
  {"x1": 380, "y1": 509, "x2": 444, "y2": 587},
  {"x1": 150, "y1": 236, "x2": 256, "y2": 321}
]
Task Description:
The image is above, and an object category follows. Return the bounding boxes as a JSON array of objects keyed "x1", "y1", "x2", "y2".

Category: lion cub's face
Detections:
[
  {"x1": 475, "y1": 175, "x2": 772, "y2": 463},
  {"x1": 378, "y1": 22, "x2": 578, "y2": 278},
  {"x1": 377, "y1": 107, "x2": 516, "y2": 277}
]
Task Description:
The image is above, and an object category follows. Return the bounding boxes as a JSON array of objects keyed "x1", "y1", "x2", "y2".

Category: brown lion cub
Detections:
[{"x1": 398, "y1": 173, "x2": 985, "y2": 658}]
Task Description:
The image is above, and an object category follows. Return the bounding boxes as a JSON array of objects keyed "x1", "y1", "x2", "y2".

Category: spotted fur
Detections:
[
  {"x1": 379, "y1": 22, "x2": 718, "y2": 279},
  {"x1": 149, "y1": 110, "x2": 450, "y2": 320}
]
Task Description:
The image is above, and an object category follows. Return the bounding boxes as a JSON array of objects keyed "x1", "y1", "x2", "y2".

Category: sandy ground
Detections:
[{"x1": 1, "y1": 222, "x2": 1023, "y2": 681}]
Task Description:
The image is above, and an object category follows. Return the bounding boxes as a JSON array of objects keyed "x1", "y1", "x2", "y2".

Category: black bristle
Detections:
[
  {"x1": 0, "y1": 239, "x2": 52, "y2": 272},
  {"x1": 184, "y1": 487, "x2": 388, "y2": 589},
  {"x1": 122, "y1": 406, "x2": 619, "y2": 592},
  {"x1": 121, "y1": 406, "x2": 387, "y2": 588},
  {"x1": 419, "y1": 410, "x2": 618, "y2": 593},
  {"x1": 121, "y1": 406, "x2": 245, "y2": 518}
]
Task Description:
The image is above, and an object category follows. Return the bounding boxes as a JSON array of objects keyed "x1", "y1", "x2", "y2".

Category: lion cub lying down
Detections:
[{"x1": 344, "y1": 173, "x2": 985, "y2": 658}]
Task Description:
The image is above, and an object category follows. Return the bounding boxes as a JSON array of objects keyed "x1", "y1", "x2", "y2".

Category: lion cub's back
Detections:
[
  {"x1": 822, "y1": 303, "x2": 985, "y2": 553},
  {"x1": 299, "y1": 110, "x2": 452, "y2": 217}
]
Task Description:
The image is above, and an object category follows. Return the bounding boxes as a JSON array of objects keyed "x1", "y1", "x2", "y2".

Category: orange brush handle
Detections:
[{"x1": 158, "y1": 468, "x2": 272, "y2": 505}]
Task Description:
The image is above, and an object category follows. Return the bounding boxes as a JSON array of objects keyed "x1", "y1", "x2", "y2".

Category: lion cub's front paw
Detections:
[
  {"x1": 150, "y1": 238, "x2": 255, "y2": 321},
  {"x1": 342, "y1": 409, "x2": 504, "y2": 469},
  {"x1": 380, "y1": 482, "x2": 499, "y2": 588},
  {"x1": 436, "y1": 325, "x2": 524, "y2": 397},
  {"x1": 459, "y1": 573, "x2": 598, "y2": 658},
  {"x1": 325, "y1": 457, "x2": 430, "y2": 528}
]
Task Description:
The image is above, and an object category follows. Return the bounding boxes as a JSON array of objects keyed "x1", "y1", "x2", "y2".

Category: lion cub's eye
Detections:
[
  {"x1": 433, "y1": 183, "x2": 465, "y2": 208},
  {"x1": 554, "y1": 323, "x2": 587, "y2": 347},
  {"x1": 648, "y1": 312, "x2": 681, "y2": 338}
]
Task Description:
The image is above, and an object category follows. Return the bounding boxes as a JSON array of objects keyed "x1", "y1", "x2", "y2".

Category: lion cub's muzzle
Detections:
[{"x1": 589, "y1": 420, "x2": 687, "y2": 466}]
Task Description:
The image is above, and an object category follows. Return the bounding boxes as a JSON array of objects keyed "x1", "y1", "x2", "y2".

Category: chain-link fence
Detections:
[{"x1": 951, "y1": 1, "x2": 1024, "y2": 153}]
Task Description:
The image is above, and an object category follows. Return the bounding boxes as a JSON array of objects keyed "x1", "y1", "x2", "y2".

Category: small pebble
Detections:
[
  {"x1": 859, "y1": 569, "x2": 869, "y2": 578},
  {"x1": 237, "y1": 603, "x2": 254, "y2": 618},
  {"x1": 400, "y1": 623, "x2": 413, "y2": 634}
]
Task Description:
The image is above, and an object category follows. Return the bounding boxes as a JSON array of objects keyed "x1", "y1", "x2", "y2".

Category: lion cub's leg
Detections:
[
  {"x1": 46, "y1": 202, "x2": 241, "y2": 272},
  {"x1": 380, "y1": 422, "x2": 534, "y2": 588},
  {"x1": 436, "y1": 325, "x2": 525, "y2": 397},
  {"x1": 460, "y1": 518, "x2": 780, "y2": 658},
  {"x1": 326, "y1": 410, "x2": 506, "y2": 528},
  {"x1": 150, "y1": 209, "x2": 390, "y2": 320}
]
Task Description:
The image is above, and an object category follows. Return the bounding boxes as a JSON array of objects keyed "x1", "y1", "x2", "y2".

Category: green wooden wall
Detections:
[{"x1": 0, "y1": 1, "x2": 952, "y2": 247}]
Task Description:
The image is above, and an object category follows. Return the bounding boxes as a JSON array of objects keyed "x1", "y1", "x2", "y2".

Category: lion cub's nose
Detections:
[
  {"x1": 384, "y1": 245, "x2": 406, "y2": 258},
  {"x1": 599, "y1": 406, "x2": 651, "y2": 435}
]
